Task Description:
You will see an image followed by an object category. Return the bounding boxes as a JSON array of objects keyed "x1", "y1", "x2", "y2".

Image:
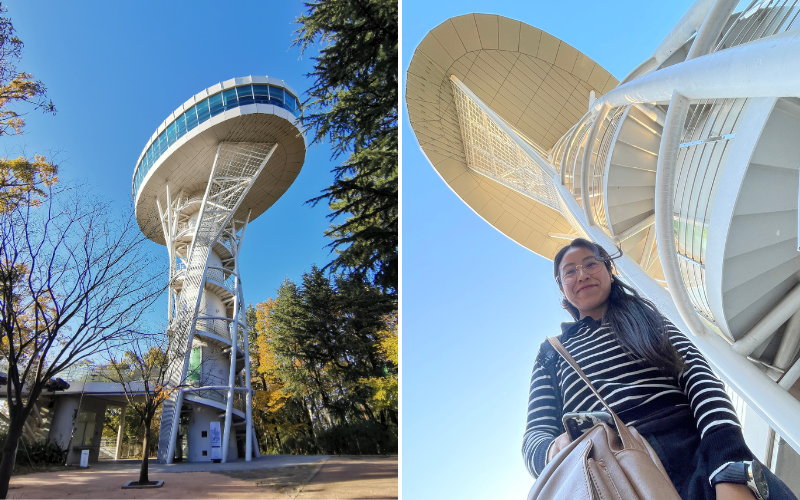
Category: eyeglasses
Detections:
[{"x1": 558, "y1": 259, "x2": 606, "y2": 285}]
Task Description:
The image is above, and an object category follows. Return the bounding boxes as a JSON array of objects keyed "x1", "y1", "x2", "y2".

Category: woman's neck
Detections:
[{"x1": 578, "y1": 304, "x2": 607, "y2": 321}]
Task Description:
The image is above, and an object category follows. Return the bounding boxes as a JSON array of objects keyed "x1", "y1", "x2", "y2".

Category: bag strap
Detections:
[
  {"x1": 543, "y1": 349, "x2": 565, "y2": 433},
  {"x1": 547, "y1": 336, "x2": 642, "y2": 451}
]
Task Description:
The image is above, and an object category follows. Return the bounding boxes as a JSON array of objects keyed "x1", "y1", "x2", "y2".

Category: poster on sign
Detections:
[
  {"x1": 210, "y1": 422, "x2": 221, "y2": 460},
  {"x1": 210, "y1": 422, "x2": 221, "y2": 447},
  {"x1": 80, "y1": 449, "x2": 89, "y2": 468}
]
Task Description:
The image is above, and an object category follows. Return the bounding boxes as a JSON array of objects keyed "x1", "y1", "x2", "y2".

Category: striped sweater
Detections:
[{"x1": 522, "y1": 315, "x2": 749, "y2": 479}]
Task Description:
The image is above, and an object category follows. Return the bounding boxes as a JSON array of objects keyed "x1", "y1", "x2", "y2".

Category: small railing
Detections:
[
  {"x1": 234, "y1": 390, "x2": 246, "y2": 413},
  {"x1": 590, "y1": 107, "x2": 626, "y2": 234},
  {"x1": 565, "y1": 123, "x2": 592, "y2": 204},
  {"x1": 716, "y1": 0, "x2": 800, "y2": 51},
  {"x1": 552, "y1": 123, "x2": 577, "y2": 172},
  {"x1": 56, "y1": 365, "x2": 149, "y2": 384},
  {"x1": 192, "y1": 388, "x2": 226, "y2": 405},
  {"x1": 195, "y1": 316, "x2": 247, "y2": 351},
  {"x1": 673, "y1": 97, "x2": 749, "y2": 320},
  {"x1": 205, "y1": 266, "x2": 237, "y2": 294}
]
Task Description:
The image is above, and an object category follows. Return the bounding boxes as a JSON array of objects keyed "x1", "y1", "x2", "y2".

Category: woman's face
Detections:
[{"x1": 557, "y1": 246, "x2": 613, "y2": 320}]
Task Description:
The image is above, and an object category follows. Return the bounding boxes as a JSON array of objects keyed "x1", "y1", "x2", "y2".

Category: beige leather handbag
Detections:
[{"x1": 528, "y1": 337, "x2": 682, "y2": 500}]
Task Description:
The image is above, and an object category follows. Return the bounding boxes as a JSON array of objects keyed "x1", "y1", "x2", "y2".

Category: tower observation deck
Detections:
[{"x1": 132, "y1": 76, "x2": 306, "y2": 464}]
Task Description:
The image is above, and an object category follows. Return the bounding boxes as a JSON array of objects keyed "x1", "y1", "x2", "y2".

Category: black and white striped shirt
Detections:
[{"x1": 522, "y1": 316, "x2": 743, "y2": 478}]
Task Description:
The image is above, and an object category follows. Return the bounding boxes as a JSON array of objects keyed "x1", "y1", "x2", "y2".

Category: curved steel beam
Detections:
[{"x1": 580, "y1": 105, "x2": 610, "y2": 226}]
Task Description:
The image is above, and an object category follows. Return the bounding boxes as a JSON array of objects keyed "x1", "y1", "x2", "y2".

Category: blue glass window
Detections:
[
  {"x1": 237, "y1": 85, "x2": 254, "y2": 106},
  {"x1": 185, "y1": 106, "x2": 198, "y2": 131},
  {"x1": 209, "y1": 93, "x2": 224, "y2": 117},
  {"x1": 135, "y1": 85, "x2": 301, "y2": 199},
  {"x1": 175, "y1": 114, "x2": 186, "y2": 140},
  {"x1": 196, "y1": 99, "x2": 210, "y2": 123},
  {"x1": 166, "y1": 122, "x2": 177, "y2": 147},
  {"x1": 158, "y1": 132, "x2": 168, "y2": 156},
  {"x1": 269, "y1": 86, "x2": 284, "y2": 106},
  {"x1": 253, "y1": 84, "x2": 270, "y2": 104},
  {"x1": 222, "y1": 88, "x2": 238, "y2": 111}
]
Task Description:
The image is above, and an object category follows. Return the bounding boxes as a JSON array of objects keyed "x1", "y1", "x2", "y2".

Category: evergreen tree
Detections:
[
  {"x1": 249, "y1": 268, "x2": 396, "y2": 455},
  {"x1": 294, "y1": 0, "x2": 398, "y2": 294}
]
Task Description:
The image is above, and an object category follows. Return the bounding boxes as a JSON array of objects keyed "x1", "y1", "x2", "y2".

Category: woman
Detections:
[{"x1": 522, "y1": 238, "x2": 796, "y2": 500}]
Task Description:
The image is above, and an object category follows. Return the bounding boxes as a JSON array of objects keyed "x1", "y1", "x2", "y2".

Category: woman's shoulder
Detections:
[{"x1": 535, "y1": 335, "x2": 561, "y2": 368}]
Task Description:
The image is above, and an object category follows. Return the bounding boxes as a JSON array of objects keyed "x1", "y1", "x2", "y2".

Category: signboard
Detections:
[
  {"x1": 209, "y1": 422, "x2": 221, "y2": 460},
  {"x1": 80, "y1": 449, "x2": 89, "y2": 468}
]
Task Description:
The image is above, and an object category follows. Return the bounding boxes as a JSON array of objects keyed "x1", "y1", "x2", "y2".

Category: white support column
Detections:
[
  {"x1": 114, "y1": 406, "x2": 126, "y2": 460},
  {"x1": 166, "y1": 183, "x2": 174, "y2": 322},
  {"x1": 237, "y1": 211, "x2": 254, "y2": 461},
  {"x1": 775, "y1": 309, "x2": 800, "y2": 370},
  {"x1": 733, "y1": 284, "x2": 800, "y2": 356},
  {"x1": 221, "y1": 245, "x2": 240, "y2": 463},
  {"x1": 686, "y1": 0, "x2": 739, "y2": 60}
]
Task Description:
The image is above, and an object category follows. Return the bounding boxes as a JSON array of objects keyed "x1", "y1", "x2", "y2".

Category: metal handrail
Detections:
[
  {"x1": 592, "y1": 28, "x2": 800, "y2": 112},
  {"x1": 715, "y1": 0, "x2": 800, "y2": 51},
  {"x1": 565, "y1": 122, "x2": 592, "y2": 200},
  {"x1": 590, "y1": 107, "x2": 626, "y2": 233}
]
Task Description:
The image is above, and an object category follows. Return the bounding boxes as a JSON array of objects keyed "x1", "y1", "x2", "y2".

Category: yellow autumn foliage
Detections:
[
  {"x1": 252, "y1": 298, "x2": 290, "y2": 415},
  {"x1": 360, "y1": 313, "x2": 398, "y2": 412}
]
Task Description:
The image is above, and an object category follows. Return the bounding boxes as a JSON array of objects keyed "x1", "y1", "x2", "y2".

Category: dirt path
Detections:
[{"x1": 7, "y1": 456, "x2": 398, "y2": 499}]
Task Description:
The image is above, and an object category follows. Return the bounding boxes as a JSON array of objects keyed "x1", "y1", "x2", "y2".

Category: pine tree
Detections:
[{"x1": 294, "y1": 0, "x2": 398, "y2": 294}]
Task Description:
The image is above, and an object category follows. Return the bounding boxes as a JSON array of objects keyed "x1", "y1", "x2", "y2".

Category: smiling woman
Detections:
[{"x1": 525, "y1": 238, "x2": 796, "y2": 499}]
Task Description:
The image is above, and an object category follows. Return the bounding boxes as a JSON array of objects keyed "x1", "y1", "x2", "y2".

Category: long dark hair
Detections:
[{"x1": 553, "y1": 238, "x2": 685, "y2": 379}]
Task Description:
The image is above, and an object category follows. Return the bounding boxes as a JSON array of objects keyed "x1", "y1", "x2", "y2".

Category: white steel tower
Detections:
[
  {"x1": 132, "y1": 76, "x2": 306, "y2": 464},
  {"x1": 407, "y1": 1, "x2": 800, "y2": 485}
]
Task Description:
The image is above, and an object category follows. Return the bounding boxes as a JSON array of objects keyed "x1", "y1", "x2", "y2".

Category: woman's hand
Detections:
[
  {"x1": 714, "y1": 483, "x2": 757, "y2": 499},
  {"x1": 546, "y1": 432, "x2": 572, "y2": 463}
]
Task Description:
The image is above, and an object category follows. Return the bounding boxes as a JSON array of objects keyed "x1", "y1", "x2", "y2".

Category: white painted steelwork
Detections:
[{"x1": 159, "y1": 142, "x2": 276, "y2": 465}]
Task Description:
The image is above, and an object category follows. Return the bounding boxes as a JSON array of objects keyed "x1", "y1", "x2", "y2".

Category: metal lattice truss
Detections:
[
  {"x1": 156, "y1": 142, "x2": 276, "y2": 464},
  {"x1": 451, "y1": 79, "x2": 561, "y2": 211}
]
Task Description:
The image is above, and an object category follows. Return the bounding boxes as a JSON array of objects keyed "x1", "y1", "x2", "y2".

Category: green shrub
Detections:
[
  {"x1": 314, "y1": 421, "x2": 397, "y2": 455},
  {"x1": 0, "y1": 430, "x2": 68, "y2": 468}
]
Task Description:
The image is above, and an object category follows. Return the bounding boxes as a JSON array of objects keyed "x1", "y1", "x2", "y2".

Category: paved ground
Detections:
[{"x1": 7, "y1": 455, "x2": 398, "y2": 499}]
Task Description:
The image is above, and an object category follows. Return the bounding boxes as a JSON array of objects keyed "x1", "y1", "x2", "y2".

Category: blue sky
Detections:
[
  {"x1": 4, "y1": 1, "x2": 338, "y2": 323},
  {"x1": 402, "y1": 1, "x2": 695, "y2": 498}
]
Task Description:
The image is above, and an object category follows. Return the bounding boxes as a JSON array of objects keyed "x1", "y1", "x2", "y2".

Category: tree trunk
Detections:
[
  {"x1": 138, "y1": 419, "x2": 150, "y2": 485},
  {"x1": 0, "y1": 416, "x2": 25, "y2": 499}
]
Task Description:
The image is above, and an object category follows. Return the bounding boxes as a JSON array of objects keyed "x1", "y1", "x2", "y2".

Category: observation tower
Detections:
[
  {"x1": 408, "y1": 2, "x2": 800, "y2": 486},
  {"x1": 132, "y1": 76, "x2": 306, "y2": 463}
]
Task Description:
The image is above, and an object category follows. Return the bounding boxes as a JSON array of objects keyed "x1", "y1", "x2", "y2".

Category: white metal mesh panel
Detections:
[{"x1": 451, "y1": 81, "x2": 561, "y2": 211}]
